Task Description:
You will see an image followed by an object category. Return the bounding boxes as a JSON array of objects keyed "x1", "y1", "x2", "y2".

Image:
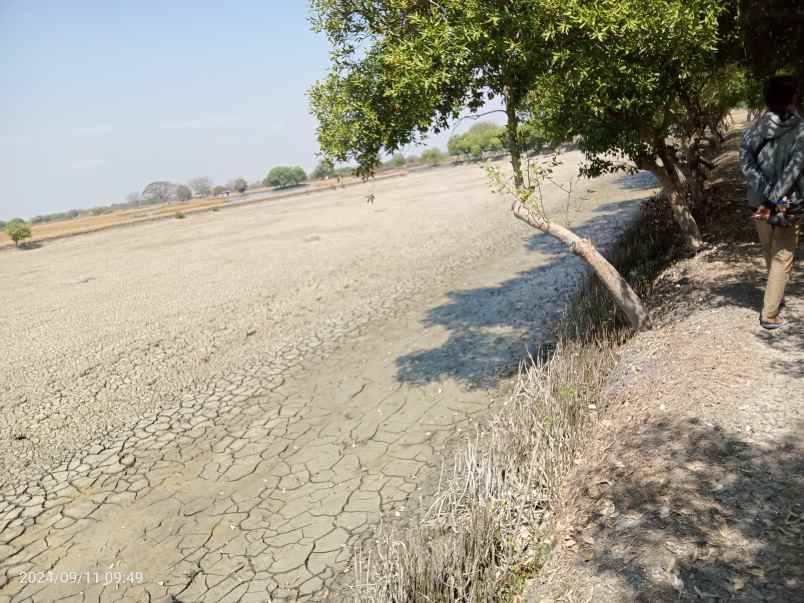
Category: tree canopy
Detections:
[
  {"x1": 188, "y1": 177, "x2": 213, "y2": 196},
  {"x1": 230, "y1": 178, "x2": 248, "y2": 193},
  {"x1": 264, "y1": 166, "x2": 308, "y2": 189},
  {"x1": 726, "y1": 1, "x2": 804, "y2": 85},
  {"x1": 309, "y1": 0, "x2": 560, "y2": 177},
  {"x1": 5, "y1": 219, "x2": 32, "y2": 247},
  {"x1": 448, "y1": 122, "x2": 506, "y2": 160},
  {"x1": 142, "y1": 181, "x2": 179, "y2": 203},
  {"x1": 176, "y1": 184, "x2": 193, "y2": 202}
]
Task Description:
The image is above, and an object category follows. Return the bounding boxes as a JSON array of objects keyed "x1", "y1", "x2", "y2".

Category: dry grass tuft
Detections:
[
  {"x1": 349, "y1": 198, "x2": 680, "y2": 602},
  {"x1": 350, "y1": 335, "x2": 615, "y2": 602}
]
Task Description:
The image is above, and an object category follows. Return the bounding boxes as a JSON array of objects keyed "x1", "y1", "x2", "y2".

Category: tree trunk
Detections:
[
  {"x1": 638, "y1": 153, "x2": 703, "y2": 251},
  {"x1": 511, "y1": 199, "x2": 651, "y2": 331},
  {"x1": 503, "y1": 97, "x2": 650, "y2": 331}
]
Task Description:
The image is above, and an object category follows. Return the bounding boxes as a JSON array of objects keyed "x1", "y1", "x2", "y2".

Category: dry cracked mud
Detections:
[{"x1": 0, "y1": 155, "x2": 657, "y2": 602}]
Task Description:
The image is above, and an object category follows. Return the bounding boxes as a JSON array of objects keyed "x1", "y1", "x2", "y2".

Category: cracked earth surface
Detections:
[{"x1": 0, "y1": 155, "x2": 656, "y2": 602}]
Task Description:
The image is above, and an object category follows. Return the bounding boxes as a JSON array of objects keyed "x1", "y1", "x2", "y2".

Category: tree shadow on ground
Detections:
[
  {"x1": 570, "y1": 416, "x2": 804, "y2": 601},
  {"x1": 394, "y1": 196, "x2": 648, "y2": 389},
  {"x1": 612, "y1": 171, "x2": 660, "y2": 191}
]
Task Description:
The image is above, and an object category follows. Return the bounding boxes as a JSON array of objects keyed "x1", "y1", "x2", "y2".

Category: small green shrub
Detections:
[
  {"x1": 5, "y1": 219, "x2": 32, "y2": 247},
  {"x1": 174, "y1": 211, "x2": 185, "y2": 219}
]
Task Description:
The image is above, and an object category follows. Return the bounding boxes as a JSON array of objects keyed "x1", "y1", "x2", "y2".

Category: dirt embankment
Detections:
[{"x1": 524, "y1": 127, "x2": 803, "y2": 601}]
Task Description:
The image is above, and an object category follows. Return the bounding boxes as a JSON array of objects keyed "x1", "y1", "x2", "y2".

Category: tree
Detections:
[
  {"x1": 5, "y1": 219, "x2": 32, "y2": 247},
  {"x1": 309, "y1": 0, "x2": 653, "y2": 329},
  {"x1": 312, "y1": 158, "x2": 336, "y2": 179},
  {"x1": 212, "y1": 185, "x2": 226, "y2": 196},
  {"x1": 142, "y1": 181, "x2": 178, "y2": 203},
  {"x1": 176, "y1": 184, "x2": 193, "y2": 202},
  {"x1": 529, "y1": 0, "x2": 730, "y2": 251},
  {"x1": 420, "y1": 148, "x2": 446, "y2": 166},
  {"x1": 263, "y1": 166, "x2": 308, "y2": 188},
  {"x1": 126, "y1": 191, "x2": 142, "y2": 206},
  {"x1": 188, "y1": 177, "x2": 213, "y2": 197},
  {"x1": 725, "y1": 1, "x2": 804, "y2": 84},
  {"x1": 389, "y1": 153, "x2": 406, "y2": 168},
  {"x1": 448, "y1": 122, "x2": 506, "y2": 160},
  {"x1": 230, "y1": 178, "x2": 248, "y2": 193}
]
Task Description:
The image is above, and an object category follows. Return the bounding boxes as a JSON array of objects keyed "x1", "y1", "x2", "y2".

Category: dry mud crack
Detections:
[{"x1": 0, "y1": 156, "x2": 656, "y2": 602}]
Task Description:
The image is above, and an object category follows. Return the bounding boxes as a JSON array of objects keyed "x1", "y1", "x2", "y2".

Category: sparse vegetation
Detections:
[
  {"x1": 174, "y1": 211, "x2": 186, "y2": 219},
  {"x1": 420, "y1": 148, "x2": 447, "y2": 167}
]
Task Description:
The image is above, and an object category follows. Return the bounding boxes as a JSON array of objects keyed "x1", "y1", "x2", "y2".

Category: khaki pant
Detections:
[{"x1": 755, "y1": 221, "x2": 799, "y2": 320}]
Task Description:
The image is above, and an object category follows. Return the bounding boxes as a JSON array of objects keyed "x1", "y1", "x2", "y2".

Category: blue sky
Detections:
[{"x1": 1, "y1": 1, "x2": 497, "y2": 221}]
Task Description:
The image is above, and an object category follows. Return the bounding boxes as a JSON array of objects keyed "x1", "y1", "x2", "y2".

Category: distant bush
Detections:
[
  {"x1": 142, "y1": 181, "x2": 179, "y2": 203},
  {"x1": 212, "y1": 185, "x2": 226, "y2": 196},
  {"x1": 231, "y1": 177, "x2": 248, "y2": 193},
  {"x1": 188, "y1": 177, "x2": 212, "y2": 197},
  {"x1": 312, "y1": 159, "x2": 336, "y2": 180},
  {"x1": 28, "y1": 208, "x2": 83, "y2": 224},
  {"x1": 176, "y1": 185, "x2": 193, "y2": 202},
  {"x1": 174, "y1": 211, "x2": 186, "y2": 219},
  {"x1": 389, "y1": 153, "x2": 406, "y2": 168},
  {"x1": 448, "y1": 122, "x2": 506, "y2": 161},
  {"x1": 264, "y1": 165, "x2": 308, "y2": 189},
  {"x1": 5, "y1": 219, "x2": 32, "y2": 247},
  {"x1": 420, "y1": 148, "x2": 447, "y2": 166}
]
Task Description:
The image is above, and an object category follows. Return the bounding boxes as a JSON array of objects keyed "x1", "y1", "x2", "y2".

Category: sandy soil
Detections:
[{"x1": 0, "y1": 154, "x2": 656, "y2": 601}]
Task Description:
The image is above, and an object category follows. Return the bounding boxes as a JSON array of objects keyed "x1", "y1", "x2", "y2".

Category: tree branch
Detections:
[{"x1": 450, "y1": 110, "x2": 507, "y2": 132}]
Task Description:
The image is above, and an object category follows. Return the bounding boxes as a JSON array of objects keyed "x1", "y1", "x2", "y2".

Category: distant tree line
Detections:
[{"x1": 16, "y1": 142, "x2": 480, "y2": 228}]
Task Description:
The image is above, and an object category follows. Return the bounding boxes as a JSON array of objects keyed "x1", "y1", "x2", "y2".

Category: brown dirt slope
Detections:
[{"x1": 524, "y1": 129, "x2": 803, "y2": 601}]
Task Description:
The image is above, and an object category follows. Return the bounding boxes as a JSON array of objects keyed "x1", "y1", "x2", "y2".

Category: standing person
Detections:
[{"x1": 740, "y1": 75, "x2": 803, "y2": 330}]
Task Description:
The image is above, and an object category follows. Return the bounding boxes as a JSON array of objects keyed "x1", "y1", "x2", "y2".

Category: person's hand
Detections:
[{"x1": 752, "y1": 205, "x2": 771, "y2": 221}]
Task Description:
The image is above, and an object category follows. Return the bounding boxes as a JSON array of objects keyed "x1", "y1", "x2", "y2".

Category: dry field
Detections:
[
  {"x1": 0, "y1": 173, "x2": 393, "y2": 248},
  {"x1": 0, "y1": 155, "x2": 657, "y2": 602}
]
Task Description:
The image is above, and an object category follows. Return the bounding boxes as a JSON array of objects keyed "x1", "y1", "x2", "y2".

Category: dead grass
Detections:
[{"x1": 346, "y1": 199, "x2": 681, "y2": 602}]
